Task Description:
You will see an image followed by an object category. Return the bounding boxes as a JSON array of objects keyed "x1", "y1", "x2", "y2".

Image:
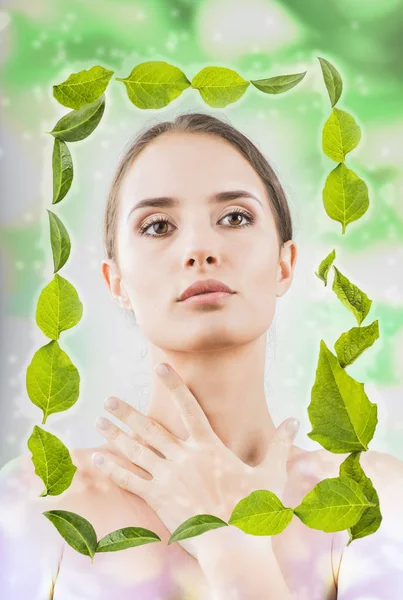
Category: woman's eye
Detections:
[
  {"x1": 139, "y1": 218, "x2": 172, "y2": 237},
  {"x1": 138, "y1": 209, "x2": 255, "y2": 238}
]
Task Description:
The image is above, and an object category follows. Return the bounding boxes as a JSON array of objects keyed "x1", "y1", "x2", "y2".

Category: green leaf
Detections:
[
  {"x1": 315, "y1": 249, "x2": 336, "y2": 286},
  {"x1": 53, "y1": 65, "x2": 114, "y2": 110},
  {"x1": 322, "y1": 163, "x2": 370, "y2": 234},
  {"x1": 228, "y1": 490, "x2": 293, "y2": 536},
  {"x1": 168, "y1": 514, "x2": 228, "y2": 545},
  {"x1": 334, "y1": 320, "x2": 379, "y2": 368},
  {"x1": 96, "y1": 526, "x2": 161, "y2": 552},
  {"x1": 332, "y1": 266, "x2": 372, "y2": 326},
  {"x1": 52, "y1": 139, "x2": 73, "y2": 204},
  {"x1": 250, "y1": 71, "x2": 307, "y2": 94},
  {"x1": 43, "y1": 510, "x2": 98, "y2": 561},
  {"x1": 191, "y1": 66, "x2": 250, "y2": 108},
  {"x1": 47, "y1": 210, "x2": 71, "y2": 273},
  {"x1": 322, "y1": 107, "x2": 361, "y2": 163},
  {"x1": 26, "y1": 340, "x2": 80, "y2": 424},
  {"x1": 47, "y1": 95, "x2": 105, "y2": 142},
  {"x1": 293, "y1": 476, "x2": 377, "y2": 532},
  {"x1": 339, "y1": 453, "x2": 382, "y2": 546},
  {"x1": 36, "y1": 273, "x2": 83, "y2": 340},
  {"x1": 116, "y1": 61, "x2": 190, "y2": 109},
  {"x1": 307, "y1": 340, "x2": 378, "y2": 453},
  {"x1": 27, "y1": 425, "x2": 77, "y2": 496},
  {"x1": 318, "y1": 57, "x2": 343, "y2": 107}
]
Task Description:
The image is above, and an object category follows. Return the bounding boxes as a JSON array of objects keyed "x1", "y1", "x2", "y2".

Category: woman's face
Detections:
[{"x1": 103, "y1": 132, "x2": 296, "y2": 353}]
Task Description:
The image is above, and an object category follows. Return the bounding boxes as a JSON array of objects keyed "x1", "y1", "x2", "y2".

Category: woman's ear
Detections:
[
  {"x1": 101, "y1": 259, "x2": 132, "y2": 311},
  {"x1": 276, "y1": 240, "x2": 297, "y2": 298}
]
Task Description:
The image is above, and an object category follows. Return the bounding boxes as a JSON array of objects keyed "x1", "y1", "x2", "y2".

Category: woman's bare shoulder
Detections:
[
  {"x1": 302, "y1": 448, "x2": 396, "y2": 573},
  {"x1": 312, "y1": 446, "x2": 390, "y2": 478},
  {"x1": 0, "y1": 446, "x2": 130, "y2": 517},
  {"x1": 0, "y1": 447, "x2": 104, "y2": 500},
  {"x1": 289, "y1": 445, "x2": 361, "y2": 478},
  {"x1": 287, "y1": 444, "x2": 327, "y2": 477},
  {"x1": 0, "y1": 452, "x2": 69, "y2": 567}
]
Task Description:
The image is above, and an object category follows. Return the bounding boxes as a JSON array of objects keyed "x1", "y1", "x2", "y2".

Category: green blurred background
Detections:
[{"x1": 0, "y1": 0, "x2": 402, "y2": 469}]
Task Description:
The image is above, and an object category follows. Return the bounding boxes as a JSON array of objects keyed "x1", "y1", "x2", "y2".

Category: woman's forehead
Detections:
[{"x1": 119, "y1": 134, "x2": 266, "y2": 208}]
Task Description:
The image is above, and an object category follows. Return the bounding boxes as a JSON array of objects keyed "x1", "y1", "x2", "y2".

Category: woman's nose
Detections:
[{"x1": 185, "y1": 253, "x2": 217, "y2": 267}]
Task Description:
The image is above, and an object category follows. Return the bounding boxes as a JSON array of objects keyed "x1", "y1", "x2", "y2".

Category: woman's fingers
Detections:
[
  {"x1": 132, "y1": 431, "x2": 166, "y2": 460},
  {"x1": 95, "y1": 417, "x2": 166, "y2": 479},
  {"x1": 91, "y1": 452, "x2": 150, "y2": 499},
  {"x1": 257, "y1": 418, "x2": 300, "y2": 495},
  {"x1": 103, "y1": 396, "x2": 180, "y2": 460},
  {"x1": 264, "y1": 419, "x2": 299, "y2": 465},
  {"x1": 155, "y1": 363, "x2": 219, "y2": 444}
]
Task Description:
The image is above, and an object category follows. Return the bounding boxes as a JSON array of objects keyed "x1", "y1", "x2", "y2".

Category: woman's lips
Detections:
[{"x1": 179, "y1": 291, "x2": 235, "y2": 305}]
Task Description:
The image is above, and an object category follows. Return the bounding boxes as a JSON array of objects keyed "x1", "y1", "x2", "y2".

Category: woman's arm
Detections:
[
  {"x1": 0, "y1": 454, "x2": 65, "y2": 599},
  {"x1": 195, "y1": 525, "x2": 292, "y2": 600},
  {"x1": 336, "y1": 451, "x2": 403, "y2": 600}
]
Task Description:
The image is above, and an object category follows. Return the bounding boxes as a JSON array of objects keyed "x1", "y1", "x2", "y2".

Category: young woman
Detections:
[{"x1": 1, "y1": 112, "x2": 400, "y2": 600}]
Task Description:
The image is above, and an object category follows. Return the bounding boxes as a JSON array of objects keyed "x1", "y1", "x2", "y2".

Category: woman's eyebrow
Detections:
[{"x1": 126, "y1": 190, "x2": 262, "y2": 222}]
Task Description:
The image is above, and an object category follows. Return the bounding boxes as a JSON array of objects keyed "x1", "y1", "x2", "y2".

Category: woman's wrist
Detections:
[
  {"x1": 195, "y1": 524, "x2": 271, "y2": 562},
  {"x1": 196, "y1": 526, "x2": 292, "y2": 600}
]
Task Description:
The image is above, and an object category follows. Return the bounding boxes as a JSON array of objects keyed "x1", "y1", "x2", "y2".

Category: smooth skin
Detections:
[
  {"x1": 98, "y1": 130, "x2": 302, "y2": 595},
  {"x1": 92, "y1": 360, "x2": 300, "y2": 562},
  {"x1": 100, "y1": 131, "x2": 299, "y2": 469}
]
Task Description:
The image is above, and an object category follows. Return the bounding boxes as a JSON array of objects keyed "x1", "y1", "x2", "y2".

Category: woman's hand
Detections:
[{"x1": 92, "y1": 362, "x2": 299, "y2": 560}]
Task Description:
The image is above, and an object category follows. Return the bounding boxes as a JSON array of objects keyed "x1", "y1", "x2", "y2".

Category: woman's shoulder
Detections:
[
  {"x1": 0, "y1": 452, "x2": 68, "y2": 597},
  {"x1": 298, "y1": 447, "x2": 395, "y2": 576},
  {"x1": 0, "y1": 446, "x2": 126, "y2": 529},
  {"x1": 0, "y1": 447, "x2": 104, "y2": 504},
  {"x1": 0, "y1": 449, "x2": 176, "y2": 598},
  {"x1": 0, "y1": 445, "x2": 174, "y2": 536},
  {"x1": 288, "y1": 445, "x2": 354, "y2": 479}
]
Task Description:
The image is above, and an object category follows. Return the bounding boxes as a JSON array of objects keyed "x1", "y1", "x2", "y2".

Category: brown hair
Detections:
[{"x1": 103, "y1": 112, "x2": 293, "y2": 266}]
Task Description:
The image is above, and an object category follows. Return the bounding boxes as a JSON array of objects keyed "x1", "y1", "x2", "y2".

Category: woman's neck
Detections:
[{"x1": 145, "y1": 333, "x2": 277, "y2": 467}]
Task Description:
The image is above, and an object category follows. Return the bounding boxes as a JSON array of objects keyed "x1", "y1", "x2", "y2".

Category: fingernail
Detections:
[
  {"x1": 105, "y1": 397, "x2": 119, "y2": 410},
  {"x1": 287, "y1": 419, "x2": 300, "y2": 437},
  {"x1": 96, "y1": 417, "x2": 110, "y2": 430},
  {"x1": 92, "y1": 453, "x2": 104, "y2": 465},
  {"x1": 155, "y1": 363, "x2": 169, "y2": 377}
]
